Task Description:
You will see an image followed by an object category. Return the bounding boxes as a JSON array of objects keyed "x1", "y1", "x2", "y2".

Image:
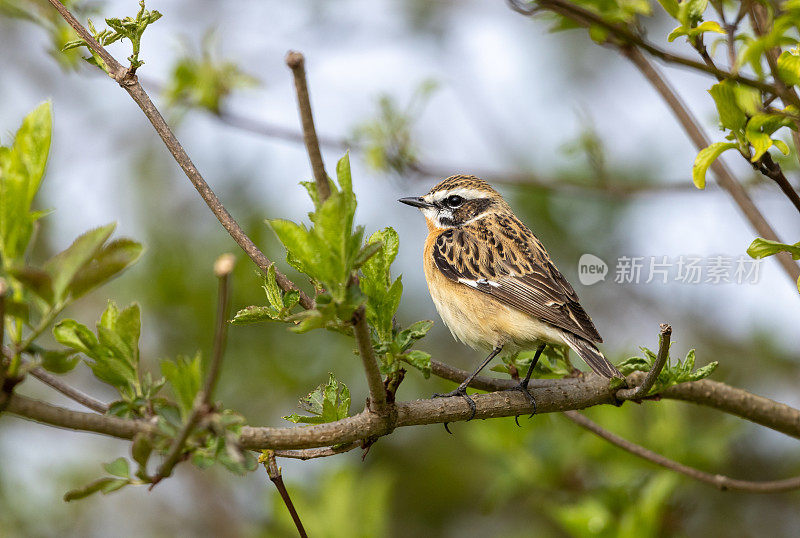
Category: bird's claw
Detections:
[
  {"x1": 506, "y1": 381, "x2": 537, "y2": 426},
  {"x1": 432, "y1": 387, "x2": 477, "y2": 432}
]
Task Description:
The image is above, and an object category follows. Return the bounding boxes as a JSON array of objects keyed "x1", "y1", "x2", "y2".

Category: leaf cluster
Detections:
[
  {"x1": 693, "y1": 81, "x2": 794, "y2": 188},
  {"x1": 617, "y1": 347, "x2": 718, "y2": 396},
  {"x1": 164, "y1": 35, "x2": 259, "y2": 115},
  {"x1": 1, "y1": 104, "x2": 142, "y2": 377},
  {"x1": 350, "y1": 80, "x2": 437, "y2": 175},
  {"x1": 63, "y1": 0, "x2": 161, "y2": 71},
  {"x1": 284, "y1": 373, "x2": 351, "y2": 424}
]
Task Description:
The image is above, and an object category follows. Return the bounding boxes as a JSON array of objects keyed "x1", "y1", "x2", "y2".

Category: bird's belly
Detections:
[{"x1": 425, "y1": 268, "x2": 564, "y2": 352}]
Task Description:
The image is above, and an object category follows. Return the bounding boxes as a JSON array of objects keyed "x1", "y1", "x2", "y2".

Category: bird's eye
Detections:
[{"x1": 445, "y1": 195, "x2": 464, "y2": 208}]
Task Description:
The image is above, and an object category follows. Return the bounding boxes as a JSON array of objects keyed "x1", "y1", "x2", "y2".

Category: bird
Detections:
[{"x1": 399, "y1": 175, "x2": 622, "y2": 422}]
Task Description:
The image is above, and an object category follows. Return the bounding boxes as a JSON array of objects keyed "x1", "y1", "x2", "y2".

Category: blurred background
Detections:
[{"x1": 1, "y1": 0, "x2": 799, "y2": 536}]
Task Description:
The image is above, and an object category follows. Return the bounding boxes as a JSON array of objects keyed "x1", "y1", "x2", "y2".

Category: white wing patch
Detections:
[{"x1": 458, "y1": 277, "x2": 501, "y2": 288}]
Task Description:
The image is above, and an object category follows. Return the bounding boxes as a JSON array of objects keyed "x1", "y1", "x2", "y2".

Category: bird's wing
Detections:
[{"x1": 431, "y1": 218, "x2": 603, "y2": 343}]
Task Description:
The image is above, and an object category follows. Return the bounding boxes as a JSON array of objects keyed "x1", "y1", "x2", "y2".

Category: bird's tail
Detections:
[{"x1": 561, "y1": 332, "x2": 622, "y2": 379}]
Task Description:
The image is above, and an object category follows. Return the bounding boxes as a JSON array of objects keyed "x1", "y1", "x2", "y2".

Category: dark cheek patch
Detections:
[{"x1": 452, "y1": 198, "x2": 492, "y2": 224}]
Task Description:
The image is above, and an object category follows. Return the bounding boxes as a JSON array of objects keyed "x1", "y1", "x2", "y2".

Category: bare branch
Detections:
[
  {"x1": 273, "y1": 441, "x2": 361, "y2": 460},
  {"x1": 286, "y1": 51, "x2": 331, "y2": 202},
  {"x1": 44, "y1": 0, "x2": 314, "y2": 310},
  {"x1": 29, "y1": 366, "x2": 109, "y2": 414},
  {"x1": 753, "y1": 153, "x2": 800, "y2": 215},
  {"x1": 260, "y1": 451, "x2": 308, "y2": 538},
  {"x1": 204, "y1": 253, "x2": 235, "y2": 400},
  {"x1": 563, "y1": 410, "x2": 800, "y2": 493},
  {"x1": 353, "y1": 306, "x2": 389, "y2": 415},
  {"x1": 616, "y1": 323, "x2": 672, "y2": 400}
]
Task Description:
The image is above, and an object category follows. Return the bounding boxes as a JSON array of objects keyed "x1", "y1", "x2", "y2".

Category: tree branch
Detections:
[
  {"x1": 8, "y1": 368, "x2": 800, "y2": 449},
  {"x1": 28, "y1": 366, "x2": 109, "y2": 414},
  {"x1": 261, "y1": 450, "x2": 308, "y2": 538},
  {"x1": 285, "y1": 51, "x2": 331, "y2": 202},
  {"x1": 353, "y1": 306, "x2": 389, "y2": 415},
  {"x1": 563, "y1": 410, "x2": 800, "y2": 493},
  {"x1": 44, "y1": 0, "x2": 314, "y2": 310},
  {"x1": 616, "y1": 323, "x2": 671, "y2": 400}
]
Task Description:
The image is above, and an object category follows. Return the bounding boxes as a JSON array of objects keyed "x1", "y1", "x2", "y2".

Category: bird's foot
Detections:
[
  {"x1": 432, "y1": 386, "x2": 477, "y2": 433},
  {"x1": 506, "y1": 381, "x2": 537, "y2": 426}
]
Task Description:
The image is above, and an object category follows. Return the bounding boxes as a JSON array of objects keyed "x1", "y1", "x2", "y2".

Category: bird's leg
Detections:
[
  {"x1": 433, "y1": 346, "x2": 503, "y2": 423},
  {"x1": 508, "y1": 343, "x2": 545, "y2": 425}
]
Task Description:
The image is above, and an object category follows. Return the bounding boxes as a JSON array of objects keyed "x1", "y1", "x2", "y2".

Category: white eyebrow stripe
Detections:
[{"x1": 428, "y1": 187, "x2": 487, "y2": 202}]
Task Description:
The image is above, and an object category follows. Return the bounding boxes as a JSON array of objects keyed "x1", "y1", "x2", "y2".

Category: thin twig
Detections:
[
  {"x1": 563, "y1": 410, "x2": 800, "y2": 493},
  {"x1": 44, "y1": 0, "x2": 314, "y2": 310},
  {"x1": 204, "y1": 254, "x2": 235, "y2": 400},
  {"x1": 353, "y1": 306, "x2": 389, "y2": 415},
  {"x1": 616, "y1": 324, "x2": 672, "y2": 400},
  {"x1": 29, "y1": 366, "x2": 109, "y2": 414},
  {"x1": 261, "y1": 450, "x2": 308, "y2": 537},
  {"x1": 755, "y1": 152, "x2": 800, "y2": 215},
  {"x1": 286, "y1": 51, "x2": 330, "y2": 202},
  {"x1": 273, "y1": 441, "x2": 361, "y2": 460},
  {"x1": 150, "y1": 254, "x2": 235, "y2": 488}
]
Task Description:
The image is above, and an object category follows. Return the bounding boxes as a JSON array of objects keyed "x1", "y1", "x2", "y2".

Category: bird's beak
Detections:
[{"x1": 398, "y1": 196, "x2": 434, "y2": 209}]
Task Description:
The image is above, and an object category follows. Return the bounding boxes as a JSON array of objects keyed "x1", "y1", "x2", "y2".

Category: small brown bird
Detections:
[{"x1": 400, "y1": 175, "x2": 621, "y2": 420}]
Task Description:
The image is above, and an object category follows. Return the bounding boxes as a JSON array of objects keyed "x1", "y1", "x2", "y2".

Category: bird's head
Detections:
[{"x1": 398, "y1": 175, "x2": 508, "y2": 229}]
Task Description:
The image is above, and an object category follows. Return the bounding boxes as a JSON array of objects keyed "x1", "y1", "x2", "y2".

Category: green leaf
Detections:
[
  {"x1": 395, "y1": 319, "x2": 434, "y2": 351},
  {"x1": 40, "y1": 349, "x2": 79, "y2": 374},
  {"x1": 774, "y1": 139, "x2": 791, "y2": 155},
  {"x1": 161, "y1": 352, "x2": 203, "y2": 419},
  {"x1": 708, "y1": 81, "x2": 747, "y2": 132},
  {"x1": 131, "y1": 434, "x2": 153, "y2": 470},
  {"x1": 336, "y1": 153, "x2": 353, "y2": 194},
  {"x1": 284, "y1": 373, "x2": 351, "y2": 424},
  {"x1": 747, "y1": 238, "x2": 800, "y2": 260},
  {"x1": 8, "y1": 265, "x2": 54, "y2": 304},
  {"x1": 231, "y1": 305, "x2": 278, "y2": 324},
  {"x1": 103, "y1": 457, "x2": 130, "y2": 478},
  {"x1": 657, "y1": 0, "x2": 679, "y2": 18},
  {"x1": 53, "y1": 319, "x2": 102, "y2": 357},
  {"x1": 44, "y1": 223, "x2": 116, "y2": 301},
  {"x1": 777, "y1": 50, "x2": 800, "y2": 86},
  {"x1": 0, "y1": 102, "x2": 52, "y2": 266},
  {"x1": 64, "y1": 477, "x2": 128, "y2": 502},
  {"x1": 353, "y1": 241, "x2": 383, "y2": 269},
  {"x1": 403, "y1": 350, "x2": 431, "y2": 378},
  {"x1": 733, "y1": 85, "x2": 762, "y2": 116},
  {"x1": 692, "y1": 142, "x2": 737, "y2": 189},
  {"x1": 667, "y1": 21, "x2": 724, "y2": 42},
  {"x1": 68, "y1": 238, "x2": 143, "y2": 298},
  {"x1": 263, "y1": 264, "x2": 283, "y2": 311}
]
